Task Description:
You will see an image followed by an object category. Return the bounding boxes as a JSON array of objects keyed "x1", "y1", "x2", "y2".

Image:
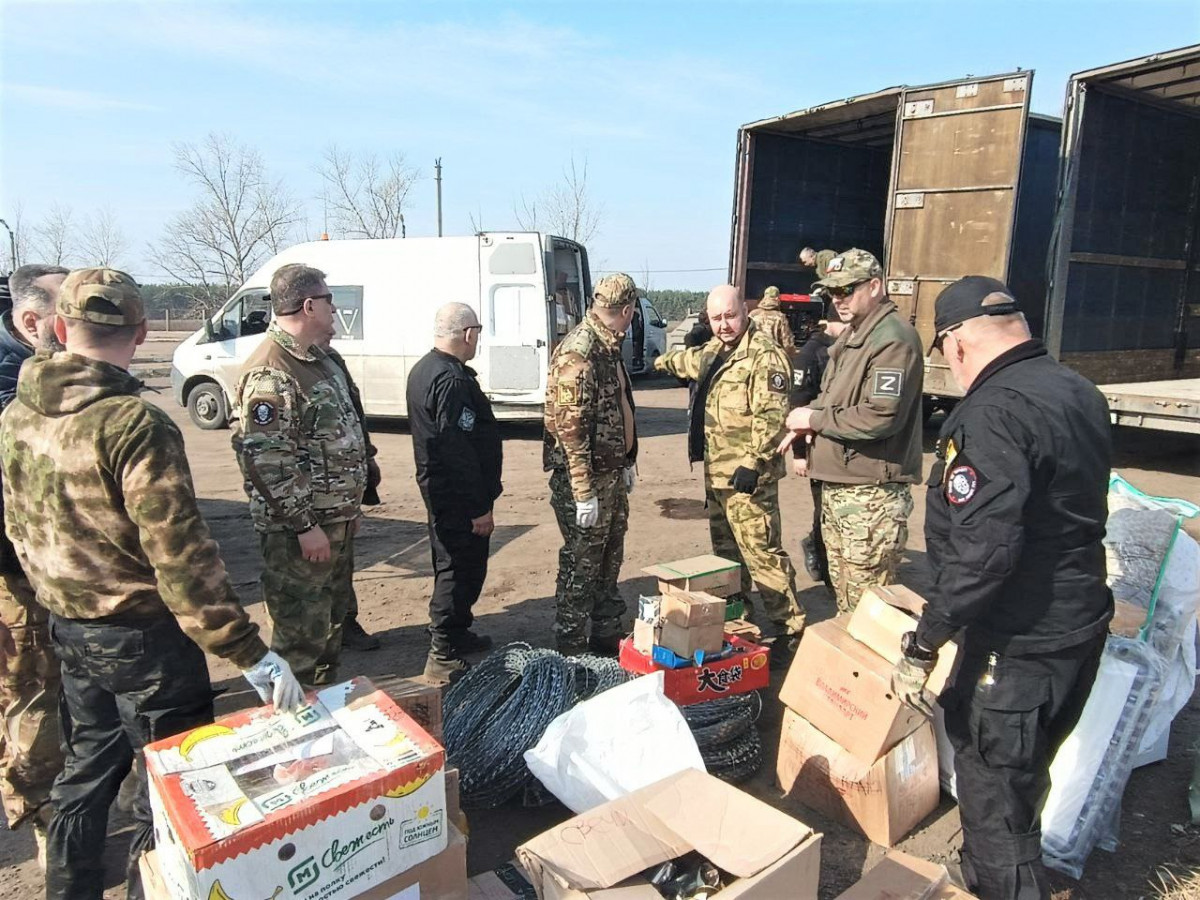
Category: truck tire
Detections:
[{"x1": 187, "y1": 382, "x2": 229, "y2": 430}]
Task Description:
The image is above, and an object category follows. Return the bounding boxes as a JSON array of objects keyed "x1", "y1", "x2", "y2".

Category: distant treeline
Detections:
[{"x1": 645, "y1": 290, "x2": 707, "y2": 323}]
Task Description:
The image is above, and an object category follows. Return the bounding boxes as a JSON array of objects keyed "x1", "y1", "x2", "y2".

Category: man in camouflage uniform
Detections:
[
  {"x1": 0, "y1": 264, "x2": 68, "y2": 866},
  {"x1": 234, "y1": 263, "x2": 368, "y2": 687},
  {"x1": 749, "y1": 286, "x2": 795, "y2": 349},
  {"x1": 780, "y1": 249, "x2": 923, "y2": 614},
  {"x1": 544, "y1": 274, "x2": 639, "y2": 656},
  {"x1": 799, "y1": 247, "x2": 837, "y2": 281},
  {"x1": 656, "y1": 285, "x2": 806, "y2": 655},
  {"x1": 0, "y1": 268, "x2": 301, "y2": 900}
]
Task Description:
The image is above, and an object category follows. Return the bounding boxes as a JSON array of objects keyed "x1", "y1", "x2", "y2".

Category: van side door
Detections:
[{"x1": 475, "y1": 233, "x2": 549, "y2": 405}]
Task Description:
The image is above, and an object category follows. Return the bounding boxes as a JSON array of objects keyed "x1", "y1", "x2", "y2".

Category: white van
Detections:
[{"x1": 171, "y1": 232, "x2": 657, "y2": 429}]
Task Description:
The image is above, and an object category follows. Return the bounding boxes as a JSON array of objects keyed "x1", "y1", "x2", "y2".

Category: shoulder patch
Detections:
[
  {"x1": 458, "y1": 407, "x2": 476, "y2": 431},
  {"x1": 768, "y1": 371, "x2": 788, "y2": 394},
  {"x1": 558, "y1": 380, "x2": 579, "y2": 406},
  {"x1": 946, "y1": 465, "x2": 979, "y2": 505},
  {"x1": 872, "y1": 368, "x2": 904, "y2": 399},
  {"x1": 250, "y1": 400, "x2": 276, "y2": 426}
]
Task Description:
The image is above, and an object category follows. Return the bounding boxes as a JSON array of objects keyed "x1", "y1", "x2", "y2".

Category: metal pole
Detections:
[
  {"x1": 0, "y1": 219, "x2": 15, "y2": 273},
  {"x1": 435, "y1": 158, "x2": 443, "y2": 237}
]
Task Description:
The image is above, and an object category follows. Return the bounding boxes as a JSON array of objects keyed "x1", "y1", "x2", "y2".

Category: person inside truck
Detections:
[{"x1": 798, "y1": 246, "x2": 837, "y2": 283}]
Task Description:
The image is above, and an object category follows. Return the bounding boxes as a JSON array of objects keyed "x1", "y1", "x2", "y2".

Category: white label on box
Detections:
[
  {"x1": 384, "y1": 886, "x2": 420, "y2": 900},
  {"x1": 895, "y1": 732, "x2": 920, "y2": 781},
  {"x1": 251, "y1": 762, "x2": 375, "y2": 817},
  {"x1": 335, "y1": 704, "x2": 426, "y2": 769}
]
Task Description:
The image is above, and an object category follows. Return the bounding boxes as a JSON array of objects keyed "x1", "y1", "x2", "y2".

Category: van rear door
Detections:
[
  {"x1": 883, "y1": 72, "x2": 1035, "y2": 395},
  {"x1": 476, "y1": 233, "x2": 550, "y2": 409}
]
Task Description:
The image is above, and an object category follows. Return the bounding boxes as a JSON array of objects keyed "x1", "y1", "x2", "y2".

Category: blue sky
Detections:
[{"x1": 2, "y1": 0, "x2": 1198, "y2": 290}]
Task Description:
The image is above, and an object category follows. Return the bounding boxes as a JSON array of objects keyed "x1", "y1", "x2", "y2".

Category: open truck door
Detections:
[{"x1": 883, "y1": 72, "x2": 1036, "y2": 398}]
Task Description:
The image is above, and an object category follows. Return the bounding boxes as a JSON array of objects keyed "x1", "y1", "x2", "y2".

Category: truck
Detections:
[
  {"x1": 729, "y1": 44, "x2": 1200, "y2": 433},
  {"x1": 170, "y1": 232, "x2": 664, "y2": 429}
]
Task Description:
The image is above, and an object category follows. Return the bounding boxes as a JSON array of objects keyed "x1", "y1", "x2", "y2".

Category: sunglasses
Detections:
[
  {"x1": 306, "y1": 293, "x2": 335, "y2": 306},
  {"x1": 826, "y1": 281, "x2": 867, "y2": 300},
  {"x1": 463, "y1": 324, "x2": 483, "y2": 335},
  {"x1": 932, "y1": 323, "x2": 962, "y2": 353}
]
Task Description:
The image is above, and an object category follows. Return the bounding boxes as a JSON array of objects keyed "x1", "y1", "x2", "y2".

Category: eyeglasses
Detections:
[
  {"x1": 932, "y1": 323, "x2": 962, "y2": 353},
  {"x1": 463, "y1": 325, "x2": 483, "y2": 335},
  {"x1": 306, "y1": 293, "x2": 334, "y2": 305},
  {"x1": 826, "y1": 281, "x2": 866, "y2": 300}
]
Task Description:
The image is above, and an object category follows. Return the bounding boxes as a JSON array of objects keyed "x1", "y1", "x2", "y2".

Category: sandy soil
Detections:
[{"x1": 1, "y1": 371, "x2": 1198, "y2": 899}]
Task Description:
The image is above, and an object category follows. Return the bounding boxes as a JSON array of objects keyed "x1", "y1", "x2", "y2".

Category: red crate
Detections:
[{"x1": 618, "y1": 634, "x2": 770, "y2": 706}]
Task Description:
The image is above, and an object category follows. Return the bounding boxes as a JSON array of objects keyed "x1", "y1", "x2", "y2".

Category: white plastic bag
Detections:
[{"x1": 523, "y1": 672, "x2": 705, "y2": 813}]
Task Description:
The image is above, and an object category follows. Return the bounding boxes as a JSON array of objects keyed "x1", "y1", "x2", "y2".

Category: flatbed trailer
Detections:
[{"x1": 1099, "y1": 380, "x2": 1200, "y2": 434}]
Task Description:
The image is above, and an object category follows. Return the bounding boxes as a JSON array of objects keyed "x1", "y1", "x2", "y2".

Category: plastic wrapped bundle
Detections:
[{"x1": 1041, "y1": 637, "x2": 1166, "y2": 878}]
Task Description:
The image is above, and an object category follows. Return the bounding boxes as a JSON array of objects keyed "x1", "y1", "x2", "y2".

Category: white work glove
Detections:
[
  {"x1": 242, "y1": 651, "x2": 305, "y2": 712},
  {"x1": 623, "y1": 467, "x2": 636, "y2": 495},
  {"x1": 575, "y1": 496, "x2": 600, "y2": 528}
]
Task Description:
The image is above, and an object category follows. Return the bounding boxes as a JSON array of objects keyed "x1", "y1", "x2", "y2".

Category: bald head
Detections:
[
  {"x1": 433, "y1": 302, "x2": 482, "y2": 361},
  {"x1": 707, "y1": 284, "x2": 748, "y2": 346}
]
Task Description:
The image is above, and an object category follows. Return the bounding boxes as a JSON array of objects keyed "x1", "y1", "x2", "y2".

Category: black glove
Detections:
[
  {"x1": 362, "y1": 459, "x2": 382, "y2": 506},
  {"x1": 730, "y1": 466, "x2": 759, "y2": 494}
]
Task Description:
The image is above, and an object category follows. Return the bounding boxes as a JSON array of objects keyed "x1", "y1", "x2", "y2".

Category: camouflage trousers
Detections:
[
  {"x1": 259, "y1": 521, "x2": 354, "y2": 687},
  {"x1": 549, "y1": 468, "x2": 628, "y2": 647},
  {"x1": 0, "y1": 572, "x2": 62, "y2": 829},
  {"x1": 707, "y1": 480, "x2": 806, "y2": 637},
  {"x1": 821, "y1": 482, "x2": 913, "y2": 614}
]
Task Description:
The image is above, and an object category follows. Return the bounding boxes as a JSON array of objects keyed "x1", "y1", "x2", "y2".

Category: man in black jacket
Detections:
[
  {"x1": 407, "y1": 302, "x2": 503, "y2": 683},
  {"x1": 891, "y1": 277, "x2": 1112, "y2": 900}
]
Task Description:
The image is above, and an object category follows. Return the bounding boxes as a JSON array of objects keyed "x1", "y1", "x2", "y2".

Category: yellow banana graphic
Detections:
[
  {"x1": 208, "y1": 880, "x2": 233, "y2": 900},
  {"x1": 384, "y1": 771, "x2": 432, "y2": 799},
  {"x1": 180, "y1": 724, "x2": 236, "y2": 761},
  {"x1": 217, "y1": 798, "x2": 247, "y2": 827}
]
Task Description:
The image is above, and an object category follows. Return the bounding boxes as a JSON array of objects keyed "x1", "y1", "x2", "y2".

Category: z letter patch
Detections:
[
  {"x1": 251, "y1": 400, "x2": 276, "y2": 427},
  {"x1": 458, "y1": 407, "x2": 476, "y2": 431},
  {"x1": 872, "y1": 368, "x2": 904, "y2": 399},
  {"x1": 768, "y1": 371, "x2": 788, "y2": 394}
]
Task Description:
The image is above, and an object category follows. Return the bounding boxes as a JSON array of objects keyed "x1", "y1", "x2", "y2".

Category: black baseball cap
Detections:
[{"x1": 934, "y1": 276, "x2": 1021, "y2": 333}]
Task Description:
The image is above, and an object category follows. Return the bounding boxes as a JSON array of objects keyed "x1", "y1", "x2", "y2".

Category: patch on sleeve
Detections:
[
  {"x1": 558, "y1": 381, "x2": 579, "y2": 406},
  {"x1": 768, "y1": 371, "x2": 788, "y2": 394},
  {"x1": 458, "y1": 407, "x2": 476, "y2": 431},
  {"x1": 945, "y1": 465, "x2": 978, "y2": 505},
  {"x1": 872, "y1": 368, "x2": 904, "y2": 399},
  {"x1": 250, "y1": 400, "x2": 277, "y2": 427}
]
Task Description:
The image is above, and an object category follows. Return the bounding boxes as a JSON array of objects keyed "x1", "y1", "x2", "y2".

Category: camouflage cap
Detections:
[
  {"x1": 762, "y1": 286, "x2": 780, "y2": 301},
  {"x1": 593, "y1": 273, "x2": 637, "y2": 308},
  {"x1": 815, "y1": 249, "x2": 884, "y2": 289},
  {"x1": 57, "y1": 268, "x2": 145, "y2": 326}
]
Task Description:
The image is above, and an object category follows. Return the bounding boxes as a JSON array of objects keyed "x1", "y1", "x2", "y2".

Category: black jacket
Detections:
[
  {"x1": 916, "y1": 341, "x2": 1114, "y2": 656},
  {"x1": 407, "y1": 349, "x2": 503, "y2": 519},
  {"x1": 791, "y1": 331, "x2": 833, "y2": 409},
  {"x1": 0, "y1": 313, "x2": 31, "y2": 574}
]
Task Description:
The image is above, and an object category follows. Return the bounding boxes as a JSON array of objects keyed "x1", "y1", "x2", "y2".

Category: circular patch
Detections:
[
  {"x1": 946, "y1": 465, "x2": 978, "y2": 505},
  {"x1": 768, "y1": 371, "x2": 787, "y2": 393},
  {"x1": 251, "y1": 400, "x2": 276, "y2": 426}
]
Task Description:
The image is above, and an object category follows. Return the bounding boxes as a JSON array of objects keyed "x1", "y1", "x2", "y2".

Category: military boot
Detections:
[
  {"x1": 423, "y1": 650, "x2": 470, "y2": 685},
  {"x1": 587, "y1": 633, "x2": 622, "y2": 657},
  {"x1": 555, "y1": 635, "x2": 588, "y2": 657},
  {"x1": 342, "y1": 615, "x2": 381, "y2": 651},
  {"x1": 448, "y1": 630, "x2": 494, "y2": 655},
  {"x1": 801, "y1": 535, "x2": 826, "y2": 583}
]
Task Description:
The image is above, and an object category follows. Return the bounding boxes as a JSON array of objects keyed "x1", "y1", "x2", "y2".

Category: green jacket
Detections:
[
  {"x1": 0, "y1": 352, "x2": 267, "y2": 668},
  {"x1": 656, "y1": 323, "x2": 792, "y2": 485},
  {"x1": 808, "y1": 300, "x2": 924, "y2": 484}
]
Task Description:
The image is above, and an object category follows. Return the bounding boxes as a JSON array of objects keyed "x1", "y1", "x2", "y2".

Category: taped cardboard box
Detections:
[
  {"x1": 375, "y1": 674, "x2": 444, "y2": 745},
  {"x1": 777, "y1": 709, "x2": 939, "y2": 847},
  {"x1": 516, "y1": 768, "x2": 822, "y2": 899},
  {"x1": 847, "y1": 588, "x2": 959, "y2": 696},
  {"x1": 656, "y1": 591, "x2": 725, "y2": 657},
  {"x1": 643, "y1": 556, "x2": 741, "y2": 598},
  {"x1": 834, "y1": 849, "x2": 978, "y2": 899},
  {"x1": 779, "y1": 617, "x2": 925, "y2": 763},
  {"x1": 146, "y1": 678, "x2": 447, "y2": 900},
  {"x1": 353, "y1": 822, "x2": 468, "y2": 900}
]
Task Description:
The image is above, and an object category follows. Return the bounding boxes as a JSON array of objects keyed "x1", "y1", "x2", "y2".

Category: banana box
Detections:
[{"x1": 145, "y1": 677, "x2": 447, "y2": 900}]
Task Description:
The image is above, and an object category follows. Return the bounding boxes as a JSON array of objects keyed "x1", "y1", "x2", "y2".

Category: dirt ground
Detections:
[{"x1": 1, "y1": 357, "x2": 1199, "y2": 899}]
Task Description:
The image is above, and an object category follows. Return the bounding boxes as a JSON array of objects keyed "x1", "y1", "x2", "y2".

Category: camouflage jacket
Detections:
[
  {"x1": 749, "y1": 298, "x2": 795, "y2": 349},
  {"x1": 814, "y1": 249, "x2": 836, "y2": 280},
  {"x1": 0, "y1": 352, "x2": 268, "y2": 668},
  {"x1": 808, "y1": 299, "x2": 924, "y2": 485},
  {"x1": 233, "y1": 322, "x2": 367, "y2": 533},
  {"x1": 655, "y1": 323, "x2": 791, "y2": 485},
  {"x1": 543, "y1": 312, "x2": 638, "y2": 501}
]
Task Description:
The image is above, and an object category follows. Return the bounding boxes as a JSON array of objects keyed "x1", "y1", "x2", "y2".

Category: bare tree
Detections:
[
  {"x1": 515, "y1": 155, "x2": 602, "y2": 245},
  {"x1": 79, "y1": 207, "x2": 129, "y2": 267},
  {"x1": 33, "y1": 203, "x2": 77, "y2": 266},
  {"x1": 149, "y1": 133, "x2": 301, "y2": 312},
  {"x1": 0, "y1": 203, "x2": 30, "y2": 272},
  {"x1": 317, "y1": 145, "x2": 419, "y2": 239}
]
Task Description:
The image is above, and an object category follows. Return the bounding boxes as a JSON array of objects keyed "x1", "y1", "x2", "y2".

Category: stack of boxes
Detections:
[
  {"x1": 619, "y1": 555, "x2": 770, "y2": 705},
  {"x1": 776, "y1": 586, "x2": 957, "y2": 847},
  {"x1": 140, "y1": 677, "x2": 468, "y2": 900}
]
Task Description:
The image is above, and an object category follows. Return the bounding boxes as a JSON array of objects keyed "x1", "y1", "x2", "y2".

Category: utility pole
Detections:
[
  {"x1": 435, "y1": 158, "x2": 443, "y2": 237},
  {"x1": 0, "y1": 219, "x2": 15, "y2": 273}
]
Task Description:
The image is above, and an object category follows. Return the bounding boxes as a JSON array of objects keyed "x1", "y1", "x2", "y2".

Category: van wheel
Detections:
[{"x1": 187, "y1": 383, "x2": 229, "y2": 430}]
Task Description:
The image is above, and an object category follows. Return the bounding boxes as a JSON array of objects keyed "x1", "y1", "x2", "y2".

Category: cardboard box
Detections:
[
  {"x1": 632, "y1": 618, "x2": 660, "y2": 655},
  {"x1": 833, "y1": 850, "x2": 951, "y2": 899},
  {"x1": 659, "y1": 621, "x2": 724, "y2": 658},
  {"x1": 861, "y1": 584, "x2": 926, "y2": 616},
  {"x1": 777, "y1": 709, "x2": 940, "y2": 847},
  {"x1": 643, "y1": 555, "x2": 742, "y2": 598},
  {"x1": 660, "y1": 591, "x2": 726, "y2": 628},
  {"x1": 779, "y1": 617, "x2": 924, "y2": 763},
  {"x1": 847, "y1": 588, "x2": 959, "y2": 696},
  {"x1": 468, "y1": 861, "x2": 538, "y2": 899},
  {"x1": 146, "y1": 678, "x2": 448, "y2": 900},
  {"x1": 516, "y1": 768, "x2": 822, "y2": 899},
  {"x1": 375, "y1": 674, "x2": 444, "y2": 744},
  {"x1": 619, "y1": 634, "x2": 770, "y2": 706},
  {"x1": 354, "y1": 823, "x2": 468, "y2": 900}
]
